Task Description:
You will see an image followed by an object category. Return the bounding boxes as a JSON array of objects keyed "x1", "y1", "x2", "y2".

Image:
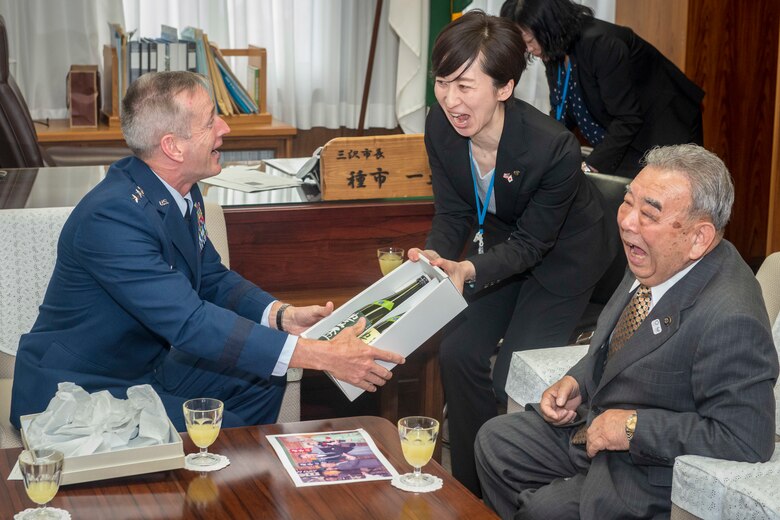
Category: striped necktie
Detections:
[
  {"x1": 571, "y1": 284, "x2": 651, "y2": 445},
  {"x1": 608, "y1": 284, "x2": 652, "y2": 359}
]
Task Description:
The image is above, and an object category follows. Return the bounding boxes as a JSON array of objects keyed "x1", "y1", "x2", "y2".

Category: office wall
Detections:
[{"x1": 617, "y1": 0, "x2": 780, "y2": 265}]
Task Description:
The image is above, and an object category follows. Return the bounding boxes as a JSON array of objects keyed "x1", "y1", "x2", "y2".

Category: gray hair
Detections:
[
  {"x1": 120, "y1": 71, "x2": 212, "y2": 159},
  {"x1": 642, "y1": 144, "x2": 734, "y2": 233}
]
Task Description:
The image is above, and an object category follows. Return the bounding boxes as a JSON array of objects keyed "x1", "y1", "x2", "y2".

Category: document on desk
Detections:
[
  {"x1": 266, "y1": 428, "x2": 398, "y2": 487},
  {"x1": 263, "y1": 157, "x2": 310, "y2": 176},
  {"x1": 202, "y1": 165, "x2": 302, "y2": 192}
]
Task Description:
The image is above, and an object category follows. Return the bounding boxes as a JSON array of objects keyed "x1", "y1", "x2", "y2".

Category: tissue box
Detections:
[
  {"x1": 21, "y1": 414, "x2": 184, "y2": 485},
  {"x1": 302, "y1": 255, "x2": 467, "y2": 401}
]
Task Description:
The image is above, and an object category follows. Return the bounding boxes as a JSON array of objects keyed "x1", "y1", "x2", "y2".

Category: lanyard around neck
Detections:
[
  {"x1": 469, "y1": 140, "x2": 495, "y2": 241},
  {"x1": 555, "y1": 60, "x2": 572, "y2": 122}
]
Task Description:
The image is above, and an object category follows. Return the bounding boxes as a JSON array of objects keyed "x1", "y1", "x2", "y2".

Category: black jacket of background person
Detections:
[{"x1": 545, "y1": 17, "x2": 704, "y2": 176}]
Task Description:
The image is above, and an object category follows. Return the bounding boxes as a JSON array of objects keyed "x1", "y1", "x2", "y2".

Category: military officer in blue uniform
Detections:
[{"x1": 10, "y1": 72, "x2": 404, "y2": 431}]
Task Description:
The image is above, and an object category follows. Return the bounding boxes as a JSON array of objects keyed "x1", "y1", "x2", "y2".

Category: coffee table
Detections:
[{"x1": 0, "y1": 415, "x2": 497, "y2": 519}]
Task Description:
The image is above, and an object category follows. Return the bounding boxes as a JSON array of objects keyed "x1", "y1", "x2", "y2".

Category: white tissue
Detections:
[{"x1": 23, "y1": 382, "x2": 173, "y2": 457}]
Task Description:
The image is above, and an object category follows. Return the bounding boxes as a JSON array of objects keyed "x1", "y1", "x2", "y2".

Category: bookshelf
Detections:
[{"x1": 101, "y1": 44, "x2": 271, "y2": 127}]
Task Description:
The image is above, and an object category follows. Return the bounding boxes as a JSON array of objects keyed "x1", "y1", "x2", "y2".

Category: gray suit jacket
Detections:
[{"x1": 567, "y1": 239, "x2": 778, "y2": 514}]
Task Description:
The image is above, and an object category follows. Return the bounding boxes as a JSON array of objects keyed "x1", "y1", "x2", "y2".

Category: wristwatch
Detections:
[
  {"x1": 581, "y1": 161, "x2": 593, "y2": 173},
  {"x1": 625, "y1": 413, "x2": 638, "y2": 442}
]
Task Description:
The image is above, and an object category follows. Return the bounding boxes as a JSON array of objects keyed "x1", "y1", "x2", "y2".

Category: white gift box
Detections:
[
  {"x1": 21, "y1": 413, "x2": 184, "y2": 485},
  {"x1": 302, "y1": 255, "x2": 467, "y2": 401}
]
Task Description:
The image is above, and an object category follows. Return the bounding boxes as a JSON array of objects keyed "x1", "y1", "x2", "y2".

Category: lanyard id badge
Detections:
[
  {"x1": 555, "y1": 60, "x2": 572, "y2": 122},
  {"x1": 469, "y1": 140, "x2": 495, "y2": 256}
]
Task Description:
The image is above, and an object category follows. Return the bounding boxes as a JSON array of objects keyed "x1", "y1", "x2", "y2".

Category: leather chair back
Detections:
[
  {"x1": 0, "y1": 15, "x2": 44, "y2": 168},
  {"x1": 586, "y1": 172, "x2": 629, "y2": 304}
]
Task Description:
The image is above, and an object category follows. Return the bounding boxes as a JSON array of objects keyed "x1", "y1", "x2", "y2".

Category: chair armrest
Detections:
[
  {"x1": 505, "y1": 345, "x2": 588, "y2": 409},
  {"x1": 672, "y1": 445, "x2": 780, "y2": 519}
]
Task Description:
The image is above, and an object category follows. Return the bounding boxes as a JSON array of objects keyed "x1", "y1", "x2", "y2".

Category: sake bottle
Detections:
[
  {"x1": 359, "y1": 313, "x2": 405, "y2": 344},
  {"x1": 318, "y1": 276, "x2": 429, "y2": 340}
]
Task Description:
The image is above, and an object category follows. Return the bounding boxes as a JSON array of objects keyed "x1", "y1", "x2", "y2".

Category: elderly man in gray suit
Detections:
[{"x1": 474, "y1": 144, "x2": 779, "y2": 519}]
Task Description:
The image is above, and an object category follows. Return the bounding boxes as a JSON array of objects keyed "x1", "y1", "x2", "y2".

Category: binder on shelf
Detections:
[
  {"x1": 101, "y1": 24, "x2": 271, "y2": 126},
  {"x1": 128, "y1": 41, "x2": 141, "y2": 84}
]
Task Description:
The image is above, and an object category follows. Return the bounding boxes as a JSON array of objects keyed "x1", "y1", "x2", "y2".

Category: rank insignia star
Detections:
[{"x1": 131, "y1": 186, "x2": 145, "y2": 203}]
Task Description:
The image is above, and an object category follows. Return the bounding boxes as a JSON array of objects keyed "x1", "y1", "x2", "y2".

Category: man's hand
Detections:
[
  {"x1": 585, "y1": 409, "x2": 636, "y2": 458},
  {"x1": 274, "y1": 301, "x2": 335, "y2": 335},
  {"x1": 408, "y1": 248, "x2": 474, "y2": 294},
  {"x1": 539, "y1": 375, "x2": 582, "y2": 425},
  {"x1": 289, "y1": 318, "x2": 406, "y2": 392}
]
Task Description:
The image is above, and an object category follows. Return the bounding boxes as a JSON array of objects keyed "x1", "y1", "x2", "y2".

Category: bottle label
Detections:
[{"x1": 319, "y1": 312, "x2": 363, "y2": 341}]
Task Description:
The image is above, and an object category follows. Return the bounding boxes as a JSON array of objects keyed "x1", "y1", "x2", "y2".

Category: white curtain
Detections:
[
  {"x1": 2, "y1": 1, "x2": 612, "y2": 128},
  {"x1": 124, "y1": 0, "x2": 399, "y2": 130},
  {"x1": 0, "y1": 0, "x2": 125, "y2": 120},
  {"x1": 389, "y1": 0, "x2": 429, "y2": 134}
]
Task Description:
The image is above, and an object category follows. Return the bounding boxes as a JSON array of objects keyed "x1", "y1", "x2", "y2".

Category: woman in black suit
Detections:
[
  {"x1": 501, "y1": 0, "x2": 704, "y2": 178},
  {"x1": 409, "y1": 11, "x2": 618, "y2": 495}
]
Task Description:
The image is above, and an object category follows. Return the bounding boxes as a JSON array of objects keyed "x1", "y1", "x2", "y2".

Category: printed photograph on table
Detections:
[{"x1": 266, "y1": 429, "x2": 398, "y2": 487}]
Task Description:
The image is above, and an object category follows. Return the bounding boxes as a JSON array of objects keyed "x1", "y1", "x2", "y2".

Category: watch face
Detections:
[{"x1": 626, "y1": 413, "x2": 637, "y2": 440}]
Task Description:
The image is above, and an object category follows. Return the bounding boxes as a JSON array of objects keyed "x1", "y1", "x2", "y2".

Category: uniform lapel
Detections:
[{"x1": 125, "y1": 158, "x2": 199, "y2": 278}]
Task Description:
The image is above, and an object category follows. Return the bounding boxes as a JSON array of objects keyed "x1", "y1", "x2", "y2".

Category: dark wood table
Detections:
[{"x1": 0, "y1": 416, "x2": 497, "y2": 519}]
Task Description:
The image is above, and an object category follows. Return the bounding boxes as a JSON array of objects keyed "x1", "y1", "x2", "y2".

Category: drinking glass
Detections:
[
  {"x1": 398, "y1": 416, "x2": 439, "y2": 487},
  {"x1": 183, "y1": 398, "x2": 224, "y2": 466},
  {"x1": 17, "y1": 449, "x2": 64, "y2": 519},
  {"x1": 377, "y1": 247, "x2": 404, "y2": 275}
]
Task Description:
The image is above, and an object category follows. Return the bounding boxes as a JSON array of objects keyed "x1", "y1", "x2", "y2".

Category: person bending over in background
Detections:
[{"x1": 501, "y1": 0, "x2": 704, "y2": 178}]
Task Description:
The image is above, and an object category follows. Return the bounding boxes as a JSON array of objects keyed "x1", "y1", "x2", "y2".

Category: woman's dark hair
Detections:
[
  {"x1": 431, "y1": 10, "x2": 526, "y2": 91},
  {"x1": 500, "y1": 0, "x2": 593, "y2": 62}
]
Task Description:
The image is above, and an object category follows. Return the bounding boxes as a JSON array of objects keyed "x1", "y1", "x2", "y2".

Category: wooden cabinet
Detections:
[
  {"x1": 35, "y1": 117, "x2": 296, "y2": 162},
  {"x1": 617, "y1": 0, "x2": 780, "y2": 262}
]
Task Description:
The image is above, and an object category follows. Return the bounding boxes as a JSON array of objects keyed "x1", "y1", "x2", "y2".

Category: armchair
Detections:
[
  {"x1": 504, "y1": 252, "x2": 780, "y2": 519},
  {"x1": 0, "y1": 202, "x2": 302, "y2": 449},
  {"x1": 0, "y1": 207, "x2": 72, "y2": 448}
]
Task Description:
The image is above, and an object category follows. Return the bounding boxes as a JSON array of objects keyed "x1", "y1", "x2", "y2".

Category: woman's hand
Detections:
[{"x1": 407, "y1": 248, "x2": 475, "y2": 294}]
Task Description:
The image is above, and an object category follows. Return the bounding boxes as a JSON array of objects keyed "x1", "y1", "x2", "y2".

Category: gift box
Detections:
[
  {"x1": 20, "y1": 413, "x2": 184, "y2": 486},
  {"x1": 302, "y1": 255, "x2": 467, "y2": 401}
]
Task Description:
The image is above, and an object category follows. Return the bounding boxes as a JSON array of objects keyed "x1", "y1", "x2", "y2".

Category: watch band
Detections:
[
  {"x1": 276, "y1": 303, "x2": 291, "y2": 332},
  {"x1": 625, "y1": 413, "x2": 637, "y2": 442}
]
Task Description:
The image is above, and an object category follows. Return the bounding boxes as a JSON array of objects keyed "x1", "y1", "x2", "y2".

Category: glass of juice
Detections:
[
  {"x1": 183, "y1": 398, "x2": 224, "y2": 467},
  {"x1": 377, "y1": 247, "x2": 404, "y2": 276},
  {"x1": 398, "y1": 416, "x2": 439, "y2": 487},
  {"x1": 17, "y1": 449, "x2": 64, "y2": 519}
]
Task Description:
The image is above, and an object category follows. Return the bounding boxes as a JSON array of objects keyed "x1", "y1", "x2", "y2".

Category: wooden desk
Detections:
[
  {"x1": 35, "y1": 117, "x2": 297, "y2": 158},
  {"x1": 0, "y1": 416, "x2": 497, "y2": 519}
]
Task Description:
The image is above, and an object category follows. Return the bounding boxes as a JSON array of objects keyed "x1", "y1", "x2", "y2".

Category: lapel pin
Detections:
[
  {"x1": 663, "y1": 316, "x2": 672, "y2": 325},
  {"x1": 651, "y1": 319, "x2": 662, "y2": 335},
  {"x1": 502, "y1": 172, "x2": 513, "y2": 183},
  {"x1": 159, "y1": 199, "x2": 169, "y2": 206}
]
